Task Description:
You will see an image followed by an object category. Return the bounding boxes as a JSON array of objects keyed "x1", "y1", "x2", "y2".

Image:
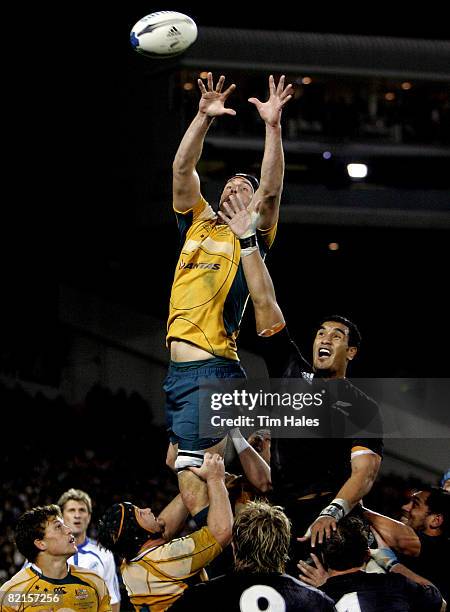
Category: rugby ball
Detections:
[{"x1": 130, "y1": 11, "x2": 198, "y2": 58}]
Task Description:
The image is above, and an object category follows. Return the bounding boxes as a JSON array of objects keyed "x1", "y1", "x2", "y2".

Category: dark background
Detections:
[{"x1": 6, "y1": 2, "x2": 449, "y2": 383}]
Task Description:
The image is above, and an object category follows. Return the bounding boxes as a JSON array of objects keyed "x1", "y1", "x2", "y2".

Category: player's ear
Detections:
[
  {"x1": 347, "y1": 346, "x2": 358, "y2": 361},
  {"x1": 429, "y1": 512, "x2": 444, "y2": 530},
  {"x1": 34, "y1": 538, "x2": 47, "y2": 552}
]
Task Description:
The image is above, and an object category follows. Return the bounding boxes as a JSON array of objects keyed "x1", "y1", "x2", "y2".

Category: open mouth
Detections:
[{"x1": 318, "y1": 347, "x2": 331, "y2": 358}]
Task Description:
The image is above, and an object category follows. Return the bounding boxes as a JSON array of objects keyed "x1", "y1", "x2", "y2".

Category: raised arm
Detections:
[
  {"x1": 172, "y1": 72, "x2": 236, "y2": 212},
  {"x1": 158, "y1": 493, "x2": 190, "y2": 541},
  {"x1": 218, "y1": 195, "x2": 285, "y2": 333},
  {"x1": 190, "y1": 453, "x2": 233, "y2": 547},
  {"x1": 249, "y1": 75, "x2": 293, "y2": 229}
]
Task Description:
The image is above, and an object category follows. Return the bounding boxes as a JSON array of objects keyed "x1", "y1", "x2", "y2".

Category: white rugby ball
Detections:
[{"x1": 130, "y1": 11, "x2": 198, "y2": 58}]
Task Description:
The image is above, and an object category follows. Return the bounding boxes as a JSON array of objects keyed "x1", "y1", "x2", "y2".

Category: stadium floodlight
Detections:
[{"x1": 347, "y1": 163, "x2": 368, "y2": 179}]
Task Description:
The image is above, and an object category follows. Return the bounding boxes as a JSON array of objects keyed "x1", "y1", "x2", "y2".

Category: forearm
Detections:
[
  {"x1": 241, "y1": 250, "x2": 285, "y2": 332},
  {"x1": 230, "y1": 431, "x2": 272, "y2": 493},
  {"x1": 260, "y1": 125, "x2": 284, "y2": 195},
  {"x1": 391, "y1": 563, "x2": 435, "y2": 587},
  {"x1": 158, "y1": 494, "x2": 190, "y2": 540},
  {"x1": 173, "y1": 111, "x2": 214, "y2": 173},
  {"x1": 257, "y1": 125, "x2": 284, "y2": 228},
  {"x1": 206, "y1": 478, "x2": 233, "y2": 546},
  {"x1": 363, "y1": 507, "x2": 420, "y2": 555},
  {"x1": 335, "y1": 455, "x2": 380, "y2": 511}
]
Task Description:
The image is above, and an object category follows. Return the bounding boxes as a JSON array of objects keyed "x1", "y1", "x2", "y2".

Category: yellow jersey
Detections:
[
  {"x1": 0, "y1": 564, "x2": 111, "y2": 612},
  {"x1": 167, "y1": 197, "x2": 277, "y2": 360},
  {"x1": 121, "y1": 526, "x2": 221, "y2": 612}
]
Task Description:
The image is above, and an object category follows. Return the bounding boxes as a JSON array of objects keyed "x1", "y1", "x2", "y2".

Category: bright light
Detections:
[
  {"x1": 302, "y1": 76, "x2": 312, "y2": 85},
  {"x1": 322, "y1": 151, "x2": 332, "y2": 160},
  {"x1": 401, "y1": 81, "x2": 412, "y2": 90},
  {"x1": 183, "y1": 82, "x2": 194, "y2": 91},
  {"x1": 199, "y1": 71, "x2": 209, "y2": 79},
  {"x1": 347, "y1": 163, "x2": 368, "y2": 178},
  {"x1": 328, "y1": 242, "x2": 339, "y2": 251},
  {"x1": 385, "y1": 92, "x2": 396, "y2": 101}
]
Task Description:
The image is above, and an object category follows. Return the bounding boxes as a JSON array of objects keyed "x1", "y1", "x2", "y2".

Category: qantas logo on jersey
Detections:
[{"x1": 179, "y1": 261, "x2": 221, "y2": 270}]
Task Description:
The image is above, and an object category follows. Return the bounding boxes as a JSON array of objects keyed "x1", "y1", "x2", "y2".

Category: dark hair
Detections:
[
  {"x1": 321, "y1": 516, "x2": 369, "y2": 571},
  {"x1": 97, "y1": 502, "x2": 152, "y2": 561},
  {"x1": 318, "y1": 315, "x2": 362, "y2": 349},
  {"x1": 423, "y1": 486, "x2": 450, "y2": 535},
  {"x1": 15, "y1": 505, "x2": 62, "y2": 563},
  {"x1": 228, "y1": 173, "x2": 260, "y2": 192}
]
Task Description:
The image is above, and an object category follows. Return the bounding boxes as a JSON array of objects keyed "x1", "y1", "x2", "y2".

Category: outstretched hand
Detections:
[
  {"x1": 218, "y1": 194, "x2": 260, "y2": 238},
  {"x1": 298, "y1": 515, "x2": 337, "y2": 548},
  {"x1": 198, "y1": 72, "x2": 236, "y2": 118},
  {"x1": 248, "y1": 75, "x2": 293, "y2": 126}
]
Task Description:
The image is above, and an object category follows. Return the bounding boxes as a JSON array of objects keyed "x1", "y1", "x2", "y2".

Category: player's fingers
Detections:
[
  {"x1": 269, "y1": 74, "x2": 275, "y2": 94},
  {"x1": 229, "y1": 194, "x2": 246, "y2": 212},
  {"x1": 222, "y1": 83, "x2": 236, "y2": 98},
  {"x1": 276, "y1": 74, "x2": 285, "y2": 94},
  {"x1": 207, "y1": 72, "x2": 214, "y2": 90},
  {"x1": 280, "y1": 95, "x2": 292, "y2": 108},
  {"x1": 310, "y1": 553, "x2": 324, "y2": 570},
  {"x1": 198, "y1": 79, "x2": 207, "y2": 94},
  {"x1": 297, "y1": 560, "x2": 314, "y2": 576},
  {"x1": 215, "y1": 75, "x2": 225, "y2": 93}
]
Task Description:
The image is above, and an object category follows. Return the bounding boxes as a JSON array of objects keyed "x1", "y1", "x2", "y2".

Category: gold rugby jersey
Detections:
[
  {"x1": 121, "y1": 526, "x2": 221, "y2": 612},
  {"x1": 167, "y1": 197, "x2": 277, "y2": 360},
  {"x1": 0, "y1": 564, "x2": 111, "y2": 612}
]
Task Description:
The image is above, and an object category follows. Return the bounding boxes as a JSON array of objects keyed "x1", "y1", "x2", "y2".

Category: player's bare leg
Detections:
[{"x1": 177, "y1": 438, "x2": 227, "y2": 516}]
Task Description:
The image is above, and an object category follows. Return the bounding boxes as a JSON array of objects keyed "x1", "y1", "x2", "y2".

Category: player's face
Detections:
[
  {"x1": 134, "y1": 507, "x2": 164, "y2": 535},
  {"x1": 400, "y1": 491, "x2": 431, "y2": 531},
  {"x1": 62, "y1": 500, "x2": 91, "y2": 539},
  {"x1": 37, "y1": 517, "x2": 77, "y2": 556},
  {"x1": 219, "y1": 177, "x2": 254, "y2": 213},
  {"x1": 313, "y1": 320, "x2": 356, "y2": 378}
]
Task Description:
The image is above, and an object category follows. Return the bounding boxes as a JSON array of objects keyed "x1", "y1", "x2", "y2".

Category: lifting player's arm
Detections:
[
  {"x1": 299, "y1": 452, "x2": 382, "y2": 548},
  {"x1": 189, "y1": 453, "x2": 233, "y2": 547},
  {"x1": 157, "y1": 494, "x2": 190, "y2": 541},
  {"x1": 248, "y1": 75, "x2": 293, "y2": 230},
  {"x1": 363, "y1": 506, "x2": 421, "y2": 556},
  {"x1": 172, "y1": 72, "x2": 236, "y2": 212}
]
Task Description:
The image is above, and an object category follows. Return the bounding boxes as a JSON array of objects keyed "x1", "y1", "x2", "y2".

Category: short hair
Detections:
[
  {"x1": 321, "y1": 516, "x2": 370, "y2": 571},
  {"x1": 57, "y1": 488, "x2": 92, "y2": 514},
  {"x1": 232, "y1": 501, "x2": 290, "y2": 573},
  {"x1": 423, "y1": 486, "x2": 450, "y2": 535},
  {"x1": 228, "y1": 173, "x2": 260, "y2": 192},
  {"x1": 318, "y1": 315, "x2": 362, "y2": 349},
  {"x1": 15, "y1": 505, "x2": 62, "y2": 563},
  {"x1": 97, "y1": 502, "x2": 152, "y2": 562}
]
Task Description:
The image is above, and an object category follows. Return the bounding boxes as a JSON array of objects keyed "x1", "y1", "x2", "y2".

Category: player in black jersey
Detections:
[
  {"x1": 301, "y1": 516, "x2": 444, "y2": 612},
  {"x1": 170, "y1": 500, "x2": 335, "y2": 611},
  {"x1": 366, "y1": 486, "x2": 450, "y2": 602},
  {"x1": 218, "y1": 196, "x2": 383, "y2": 561}
]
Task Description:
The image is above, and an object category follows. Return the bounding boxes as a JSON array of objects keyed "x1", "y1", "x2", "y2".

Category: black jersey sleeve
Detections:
[{"x1": 256, "y1": 327, "x2": 312, "y2": 378}]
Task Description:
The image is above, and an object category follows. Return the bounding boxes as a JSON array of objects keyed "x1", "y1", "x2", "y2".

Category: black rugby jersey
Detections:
[
  {"x1": 323, "y1": 570, "x2": 442, "y2": 611},
  {"x1": 171, "y1": 572, "x2": 336, "y2": 611}
]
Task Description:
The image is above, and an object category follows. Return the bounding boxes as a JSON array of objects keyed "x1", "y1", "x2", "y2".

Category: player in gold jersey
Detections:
[
  {"x1": 0, "y1": 505, "x2": 111, "y2": 612},
  {"x1": 166, "y1": 71, "x2": 292, "y2": 514},
  {"x1": 97, "y1": 453, "x2": 232, "y2": 612}
]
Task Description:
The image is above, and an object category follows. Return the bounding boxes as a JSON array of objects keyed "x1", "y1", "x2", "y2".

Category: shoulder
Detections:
[{"x1": 0, "y1": 568, "x2": 34, "y2": 592}]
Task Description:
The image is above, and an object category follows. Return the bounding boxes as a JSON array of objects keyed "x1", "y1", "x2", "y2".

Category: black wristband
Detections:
[{"x1": 239, "y1": 234, "x2": 257, "y2": 249}]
